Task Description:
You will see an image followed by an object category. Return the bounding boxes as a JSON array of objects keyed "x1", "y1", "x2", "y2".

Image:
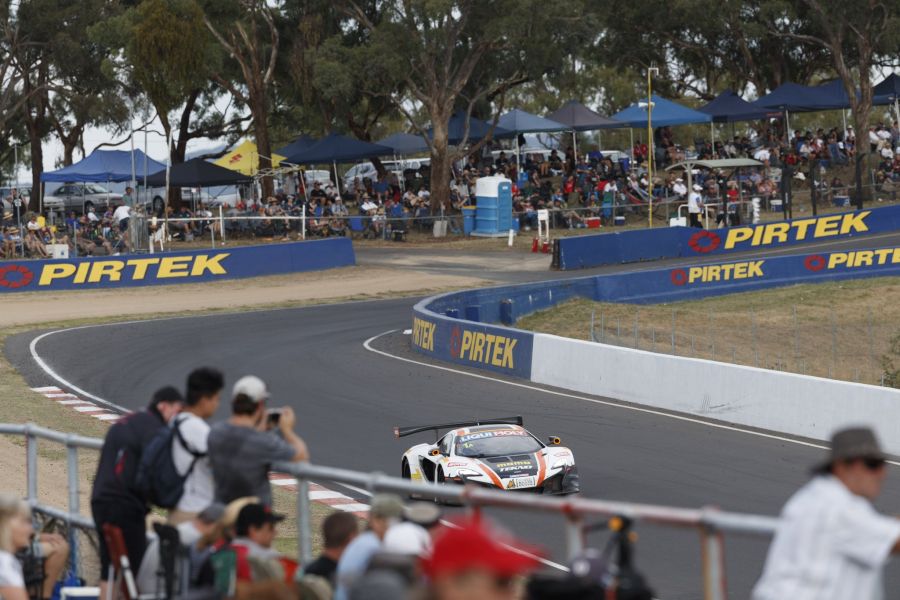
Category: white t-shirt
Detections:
[
  {"x1": 172, "y1": 413, "x2": 213, "y2": 513},
  {"x1": 0, "y1": 549, "x2": 24, "y2": 587},
  {"x1": 113, "y1": 205, "x2": 131, "y2": 223},
  {"x1": 688, "y1": 192, "x2": 702, "y2": 213},
  {"x1": 752, "y1": 475, "x2": 900, "y2": 600}
]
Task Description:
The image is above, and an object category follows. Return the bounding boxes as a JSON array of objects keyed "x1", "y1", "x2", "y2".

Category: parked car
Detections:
[
  {"x1": 342, "y1": 158, "x2": 430, "y2": 190},
  {"x1": 43, "y1": 183, "x2": 123, "y2": 213}
]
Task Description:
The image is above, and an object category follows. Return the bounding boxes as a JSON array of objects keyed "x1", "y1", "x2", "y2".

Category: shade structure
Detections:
[
  {"x1": 283, "y1": 132, "x2": 394, "y2": 165},
  {"x1": 497, "y1": 109, "x2": 568, "y2": 134},
  {"x1": 809, "y1": 79, "x2": 857, "y2": 110},
  {"x1": 426, "y1": 112, "x2": 512, "y2": 145},
  {"x1": 752, "y1": 82, "x2": 824, "y2": 112},
  {"x1": 609, "y1": 95, "x2": 712, "y2": 128},
  {"x1": 275, "y1": 134, "x2": 317, "y2": 159},
  {"x1": 214, "y1": 140, "x2": 285, "y2": 176},
  {"x1": 874, "y1": 73, "x2": 900, "y2": 104},
  {"x1": 377, "y1": 132, "x2": 430, "y2": 155},
  {"x1": 699, "y1": 91, "x2": 778, "y2": 123},
  {"x1": 41, "y1": 149, "x2": 166, "y2": 183},
  {"x1": 546, "y1": 100, "x2": 621, "y2": 131},
  {"x1": 145, "y1": 157, "x2": 252, "y2": 187}
]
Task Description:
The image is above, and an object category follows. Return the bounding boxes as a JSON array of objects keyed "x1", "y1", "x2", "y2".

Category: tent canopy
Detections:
[
  {"x1": 698, "y1": 90, "x2": 778, "y2": 123},
  {"x1": 275, "y1": 135, "x2": 317, "y2": 159},
  {"x1": 496, "y1": 109, "x2": 568, "y2": 134},
  {"x1": 809, "y1": 79, "x2": 857, "y2": 110},
  {"x1": 752, "y1": 82, "x2": 824, "y2": 112},
  {"x1": 145, "y1": 158, "x2": 253, "y2": 187},
  {"x1": 546, "y1": 100, "x2": 621, "y2": 131},
  {"x1": 376, "y1": 132, "x2": 430, "y2": 155},
  {"x1": 214, "y1": 140, "x2": 285, "y2": 176},
  {"x1": 609, "y1": 95, "x2": 712, "y2": 128},
  {"x1": 667, "y1": 158, "x2": 764, "y2": 171},
  {"x1": 283, "y1": 132, "x2": 394, "y2": 165},
  {"x1": 41, "y1": 149, "x2": 166, "y2": 183},
  {"x1": 874, "y1": 73, "x2": 900, "y2": 104},
  {"x1": 426, "y1": 112, "x2": 512, "y2": 145}
]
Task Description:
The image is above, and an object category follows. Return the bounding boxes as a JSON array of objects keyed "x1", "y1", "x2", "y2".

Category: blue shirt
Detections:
[{"x1": 334, "y1": 531, "x2": 381, "y2": 600}]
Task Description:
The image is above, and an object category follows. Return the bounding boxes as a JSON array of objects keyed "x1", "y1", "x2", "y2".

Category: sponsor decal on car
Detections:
[{"x1": 459, "y1": 430, "x2": 527, "y2": 442}]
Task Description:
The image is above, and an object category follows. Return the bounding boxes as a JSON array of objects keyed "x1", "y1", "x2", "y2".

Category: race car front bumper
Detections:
[{"x1": 457, "y1": 465, "x2": 580, "y2": 495}]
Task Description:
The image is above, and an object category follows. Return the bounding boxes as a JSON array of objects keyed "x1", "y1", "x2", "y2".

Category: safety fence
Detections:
[{"x1": 1, "y1": 423, "x2": 778, "y2": 600}]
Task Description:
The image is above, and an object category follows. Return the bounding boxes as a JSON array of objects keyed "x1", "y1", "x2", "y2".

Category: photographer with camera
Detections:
[{"x1": 208, "y1": 375, "x2": 309, "y2": 507}]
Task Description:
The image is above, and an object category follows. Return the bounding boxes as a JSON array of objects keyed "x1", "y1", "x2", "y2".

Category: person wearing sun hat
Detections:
[
  {"x1": 752, "y1": 426, "x2": 900, "y2": 600},
  {"x1": 421, "y1": 516, "x2": 542, "y2": 600}
]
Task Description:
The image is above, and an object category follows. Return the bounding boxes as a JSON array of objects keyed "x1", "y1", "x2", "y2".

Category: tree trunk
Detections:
[
  {"x1": 428, "y1": 115, "x2": 451, "y2": 213},
  {"x1": 252, "y1": 101, "x2": 274, "y2": 200},
  {"x1": 26, "y1": 124, "x2": 43, "y2": 213}
]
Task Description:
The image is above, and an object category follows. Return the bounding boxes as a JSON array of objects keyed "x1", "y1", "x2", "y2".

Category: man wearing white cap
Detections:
[
  {"x1": 688, "y1": 183, "x2": 704, "y2": 228},
  {"x1": 207, "y1": 375, "x2": 309, "y2": 506}
]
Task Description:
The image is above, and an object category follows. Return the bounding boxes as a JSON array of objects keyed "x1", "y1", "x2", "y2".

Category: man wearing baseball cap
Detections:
[
  {"x1": 421, "y1": 516, "x2": 541, "y2": 600},
  {"x1": 752, "y1": 426, "x2": 900, "y2": 600},
  {"x1": 207, "y1": 375, "x2": 309, "y2": 506}
]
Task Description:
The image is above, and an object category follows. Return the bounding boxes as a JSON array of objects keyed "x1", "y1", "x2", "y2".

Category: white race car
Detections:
[{"x1": 395, "y1": 416, "x2": 580, "y2": 495}]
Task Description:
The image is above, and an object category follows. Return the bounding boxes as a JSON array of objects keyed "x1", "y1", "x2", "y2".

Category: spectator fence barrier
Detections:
[{"x1": 0, "y1": 422, "x2": 779, "y2": 600}]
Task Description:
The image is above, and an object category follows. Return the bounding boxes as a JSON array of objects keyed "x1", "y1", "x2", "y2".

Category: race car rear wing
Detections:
[{"x1": 394, "y1": 416, "x2": 524, "y2": 439}]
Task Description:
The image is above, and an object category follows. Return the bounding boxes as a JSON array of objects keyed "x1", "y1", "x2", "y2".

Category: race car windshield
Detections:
[{"x1": 455, "y1": 431, "x2": 542, "y2": 457}]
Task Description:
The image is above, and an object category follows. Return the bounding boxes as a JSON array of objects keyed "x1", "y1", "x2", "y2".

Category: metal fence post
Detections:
[
  {"x1": 792, "y1": 304, "x2": 799, "y2": 362},
  {"x1": 565, "y1": 515, "x2": 585, "y2": 561},
  {"x1": 66, "y1": 439, "x2": 81, "y2": 577},
  {"x1": 219, "y1": 205, "x2": 226, "y2": 245},
  {"x1": 296, "y1": 476, "x2": 313, "y2": 565},
  {"x1": 301, "y1": 205, "x2": 307, "y2": 240},
  {"x1": 25, "y1": 425, "x2": 37, "y2": 505},
  {"x1": 700, "y1": 525, "x2": 727, "y2": 600}
]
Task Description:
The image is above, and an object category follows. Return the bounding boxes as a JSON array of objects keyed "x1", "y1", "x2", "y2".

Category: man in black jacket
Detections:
[{"x1": 91, "y1": 386, "x2": 182, "y2": 591}]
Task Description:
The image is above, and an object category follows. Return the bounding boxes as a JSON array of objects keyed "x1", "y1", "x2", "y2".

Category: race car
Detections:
[{"x1": 395, "y1": 416, "x2": 580, "y2": 495}]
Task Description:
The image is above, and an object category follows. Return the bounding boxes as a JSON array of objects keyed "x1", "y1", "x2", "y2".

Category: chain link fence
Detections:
[{"x1": 589, "y1": 304, "x2": 892, "y2": 386}]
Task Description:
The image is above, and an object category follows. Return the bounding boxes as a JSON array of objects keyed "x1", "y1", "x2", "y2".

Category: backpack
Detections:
[{"x1": 135, "y1": 417, "x2": 206, "y2": 509}]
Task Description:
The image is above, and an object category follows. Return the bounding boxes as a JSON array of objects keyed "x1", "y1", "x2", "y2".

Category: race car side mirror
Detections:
[
  {"x1": 547, "y1": 436, "x2": 561, "y2": 445},
  {"x1": 430, "y1": 448, "x2": 441, "y2": 456}
]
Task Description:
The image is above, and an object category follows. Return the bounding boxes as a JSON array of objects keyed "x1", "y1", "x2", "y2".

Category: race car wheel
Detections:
[{"x1": 437, "y1": 468, "x2": 446, "y2": 484}]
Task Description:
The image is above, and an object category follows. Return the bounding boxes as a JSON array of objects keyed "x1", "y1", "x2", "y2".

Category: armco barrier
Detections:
[
  {"x1": 0, "y1": 237, "x2": 355, "y2": 292},
  {"x1": 412, "y1": 245, "x2": 900, "y2": 451},
  {"x1": 555, "y1": 204, "x2": 900, "y2": 269}
]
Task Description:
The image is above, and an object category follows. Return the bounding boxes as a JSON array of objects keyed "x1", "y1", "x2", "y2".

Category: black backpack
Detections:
[{"x1": 135, "y1": 417, "x2": 205, "y2": 509}]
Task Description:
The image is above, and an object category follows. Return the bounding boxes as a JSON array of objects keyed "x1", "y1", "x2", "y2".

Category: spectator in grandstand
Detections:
[
  {"x1": 136, "y1": 501, "x2": 225, "y2": 594},
  {"x1": 24, "y1": 215, "x2": 49, "y2": 258},
  {"x1": 420, "y1": 516, "x2": 540, "y2": 600},
  {"x1": 0, "y1": 495, "x2": 31, "y2": 600},
  {"x1": 91, "y1": 386, "x2": 183, "y2": 596},
  {"x1": 302, "y1": 511, "x2": 359, "y2": 585},
  {"x1": 752, "y1": 427, "x2": 900, "y2": 600},
  {"x1": 169, "y1": 367, "x2": 224, "y2": 525},
  {"x1": 207, "y1": 375, "x2": 309, "y2": 507},
  {"x1": 687, "y1": 184, "x2": 704, "y2": 228},
  {"x1": 334, "y1": 494, "x2": 405, "y2": 600}
]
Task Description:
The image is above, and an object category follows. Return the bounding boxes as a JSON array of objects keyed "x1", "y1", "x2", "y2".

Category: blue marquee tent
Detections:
[
  {"x1": 699, "y1": 90, "x2": 778, "y2": 123},
  {"x1": 283, "y1": 132, "x2": 393, "y2": 165},
  {"x1": 752, "y1": 82, "x2": 824, "y2": 112},
  {"x1": 41, "y1": 149, "x2": 166, "y2": 183},
  {"x1": 275, "y1": 134, "x2": 317, "y2": 159},
  {"x1": 808, "y1": 79, "x2": 858, "y2": 110},
  {"x1": 874, "y1": 73, "x2": 900, "y2": 105},
  {"x1": 497, "y1": 109, "x2": 568, "y2": 134},
  {"x1": 426, "y1": 112, "x2": 512, "y2": 145},
  {"x1": 377, "y1": 132, "x2": 430, "y2": 155},
  {"x1": 546, "y1": 101, "x2": 620, "y2": 131},
  {"x1": 609, "y1": 95, "x2": 712, "y2": 128}
]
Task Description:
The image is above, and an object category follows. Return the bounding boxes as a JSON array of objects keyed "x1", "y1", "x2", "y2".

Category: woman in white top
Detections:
[{"x1": 0, "y1": 494, "x2": 33, "y2": 600}]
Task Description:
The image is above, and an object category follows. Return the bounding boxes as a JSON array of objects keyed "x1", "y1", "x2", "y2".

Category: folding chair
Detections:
[{"x1": 101, "y1": 524, "x2": 139, "y2": 600}]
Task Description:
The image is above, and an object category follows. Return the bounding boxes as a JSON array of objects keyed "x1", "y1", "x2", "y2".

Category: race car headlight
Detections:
[{"x1": 455, "y1": 468, "x2": 482, "y2": 478}]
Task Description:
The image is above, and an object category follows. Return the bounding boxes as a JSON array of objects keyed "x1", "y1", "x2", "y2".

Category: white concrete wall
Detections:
[{"x1": 531, "y1": 333, "x2": 900, "y2": 454}]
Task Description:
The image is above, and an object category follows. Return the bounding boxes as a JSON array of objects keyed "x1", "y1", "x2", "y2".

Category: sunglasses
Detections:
[{"x1": 863, "y1": 457, "x2": 887, "y2": 470}]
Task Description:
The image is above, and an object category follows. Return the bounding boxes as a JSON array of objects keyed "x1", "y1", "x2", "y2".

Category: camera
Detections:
[{"x1": 266, "y1": 408, "x2": 283, "y2": 427}]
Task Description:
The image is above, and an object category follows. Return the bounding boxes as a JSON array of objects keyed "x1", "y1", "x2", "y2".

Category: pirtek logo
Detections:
[
  {"x1": 671, "y1": 260, "x2": 765, "y2": 286},
  {"x1": 451, "y1": 326, "x2": 518, "y2": 369},
  {"x1": 0, "y1": 254, "x2": 231, "y2": 289},
  {"x1": 411, "y1": 317, "x2": 436, "y2": 351},
  {"x1": 805, "y1": 248, "x2": 900, "y2": 272},
  {"x1": 716, "y1": 212, "x2": 870, "y2": 251}
]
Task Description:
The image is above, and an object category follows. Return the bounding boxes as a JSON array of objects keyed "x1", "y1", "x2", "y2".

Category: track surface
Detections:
[{"x1": 9, "y1": 235, "x2": 900, "y2": 599}]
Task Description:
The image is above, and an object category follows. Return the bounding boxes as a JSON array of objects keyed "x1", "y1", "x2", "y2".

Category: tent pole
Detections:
[
  {"x1": 710, "y1": 122, "x2": 715, "y2": 154},
  {"x1": 333, "y1": 161, "x2": 341, "y2": 197},
  {"x1": 164, "y1": 133, "x2": 172, "y2": 237},
  {"x1": 842, "y1": 109, "x2": 847, "y2": 136},
  {"x1": 515, "y1": 136, "x2": 520, "y2": 179},
  {"x1": 129, "y1": 128, "x2": 136, "y2": 205},
  {"x1": 894, "y1": 97, "x2": 899, "y2": 127},
  {"x1": 143, "y1": 129, "x2": 148, "y2": 206},
  {"x1": 630, "y1": 129, "x2": 634, "y2": 169},
  {"x1": 572, "y1": 131, "x2": 577, "y2": 161}
]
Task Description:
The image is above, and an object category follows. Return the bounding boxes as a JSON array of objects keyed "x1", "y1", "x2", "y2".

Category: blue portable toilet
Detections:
[{"x1": 473, "y1": 175, "x2": 512, "y2": 237}]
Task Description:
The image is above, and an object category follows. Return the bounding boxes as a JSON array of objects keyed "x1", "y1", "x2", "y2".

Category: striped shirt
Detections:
[{"x1": 752, "y1": 475, "x2": 900, "y2": 600}]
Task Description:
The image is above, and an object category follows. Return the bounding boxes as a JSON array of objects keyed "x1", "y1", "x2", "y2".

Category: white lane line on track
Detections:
[{"x1": 363, "y1": 329, "x2": 900, "y2": 465}]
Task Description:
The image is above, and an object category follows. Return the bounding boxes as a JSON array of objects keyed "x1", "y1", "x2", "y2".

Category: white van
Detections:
[{"x1": 342, "y1": 158, "x2": 430, "y2": 190}]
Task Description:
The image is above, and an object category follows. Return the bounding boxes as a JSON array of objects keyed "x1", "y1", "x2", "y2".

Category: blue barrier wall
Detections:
[
  {"x1": 412, "y1": 244, "x2": 900, "y2": 377},
  {"x1": 556, "y1": 204, "x2": 900, "y2": 270},
  {"x1": 0, "y1": 238, "x2": 355, "y2": 292}
]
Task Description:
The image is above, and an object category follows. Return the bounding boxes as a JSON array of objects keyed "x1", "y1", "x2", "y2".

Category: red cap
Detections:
[{"x1": 420, "y1": 517, "x2": 542, "y2": 579}]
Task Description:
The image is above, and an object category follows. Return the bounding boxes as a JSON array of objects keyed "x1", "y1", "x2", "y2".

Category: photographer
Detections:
[{"x1": 207, "y1": 375, "x2": 309, "y2": 507}]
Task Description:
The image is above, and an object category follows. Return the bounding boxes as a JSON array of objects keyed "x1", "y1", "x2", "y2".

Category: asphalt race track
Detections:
[{"x1": 9, "y1": 233, "x2": 900, "y2": 599}]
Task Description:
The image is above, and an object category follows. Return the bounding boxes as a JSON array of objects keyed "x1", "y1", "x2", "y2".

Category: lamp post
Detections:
[{"x1": 646, "y1": 65, "x2": 659, "y2": 228}]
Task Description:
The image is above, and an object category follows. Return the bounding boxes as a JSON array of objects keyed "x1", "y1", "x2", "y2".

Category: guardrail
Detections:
[{"x1": 0, "y1": 423, "x2": 778, "y2": 600}]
